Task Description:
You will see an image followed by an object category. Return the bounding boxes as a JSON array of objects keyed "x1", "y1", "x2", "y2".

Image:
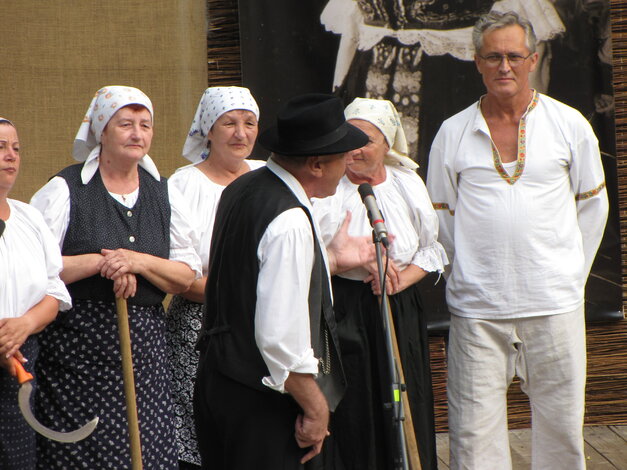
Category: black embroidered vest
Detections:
[{"x1": 58, "y1": 164, "x2": 170, "y2": 306}]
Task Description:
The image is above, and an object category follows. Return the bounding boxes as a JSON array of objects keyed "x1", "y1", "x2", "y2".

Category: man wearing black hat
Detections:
[{"x1": 194, "y1": 94, "x2": 370, "y2": 469}]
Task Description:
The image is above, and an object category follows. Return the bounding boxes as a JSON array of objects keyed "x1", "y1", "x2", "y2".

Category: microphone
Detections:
[{"x1": 358, "y1": 183, "x2": 389, "y2": 248}]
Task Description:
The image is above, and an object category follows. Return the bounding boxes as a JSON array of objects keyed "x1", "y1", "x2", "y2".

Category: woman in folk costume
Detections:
[
  {"x1": 165, "y1": 86, "x2": 264, "y2": 470},
  {"x1": 0, "y1": 118, "x2": 71, "y2": 470},
  {"x1": 30, "y1": 86, "x2": 202, "y2": 469},
  {"x1": 313, "y1": 97, "x2": 447, "y2": 470}
]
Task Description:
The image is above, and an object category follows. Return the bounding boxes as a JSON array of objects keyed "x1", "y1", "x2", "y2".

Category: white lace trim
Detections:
[
  {"x1": 359, "y1": 24, "x2": 475, "y2": 59},
  {"x1": 413, "y1": 243, "x2": 449, "y2": 274}
]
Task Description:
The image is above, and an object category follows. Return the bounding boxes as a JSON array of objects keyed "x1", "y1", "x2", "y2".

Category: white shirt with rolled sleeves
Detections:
[
  {"x1": 256, "y1": 158, "x2": 331, "y2": 393},
  {"x1": 426, "y1": 91, "x2": 609, "y2": 319},
  {"x1": 29, "y1": 159, "x2": 202, "y2": 280}
]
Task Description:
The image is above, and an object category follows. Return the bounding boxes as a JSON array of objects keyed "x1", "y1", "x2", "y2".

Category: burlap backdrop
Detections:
[{"x1": 1, "y1": 1, "x2": 208, "y2": 202}]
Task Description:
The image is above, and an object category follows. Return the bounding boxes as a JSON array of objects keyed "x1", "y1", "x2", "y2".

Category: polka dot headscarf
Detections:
[{"x1": 182, "y1": 86, "x2": 260, "y2": 163}]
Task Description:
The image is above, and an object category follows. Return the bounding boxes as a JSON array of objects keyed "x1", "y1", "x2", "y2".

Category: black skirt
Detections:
[{"x1": 330, "y1": 277, "x2": 437, "y2": 470}]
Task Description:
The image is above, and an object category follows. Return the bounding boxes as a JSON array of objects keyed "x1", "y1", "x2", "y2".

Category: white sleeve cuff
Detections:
[
  {"x1": 261, "y1": 349, "x2": 319, "y2": 393},
  {"x1": 168, "y1": 247, "x2": 203, "y2": 279},
  {"x1": 411, "y1": 241, "x2": 449, "y2": 273}
]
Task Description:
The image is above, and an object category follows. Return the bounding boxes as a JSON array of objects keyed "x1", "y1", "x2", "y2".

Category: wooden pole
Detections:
[
  {"x1": 384, "y1": 297, "x2": 422, "y2": 470},
  {"x1": 116, "y1": 297, "x2": 143, "y2": 470}
]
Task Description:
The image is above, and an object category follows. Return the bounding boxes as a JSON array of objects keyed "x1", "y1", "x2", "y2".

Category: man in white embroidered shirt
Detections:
[
  {"x1": 426, "y1": 11, "x2": 609, "y2": 470},
  {"x1": 193, "y1": 94, "x2": 370, "y2": 470}
]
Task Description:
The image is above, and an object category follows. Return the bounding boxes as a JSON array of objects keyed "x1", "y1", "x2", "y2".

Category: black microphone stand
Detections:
[{"x1": 372, "y1": 229, "x2": 410, "y2": 470}]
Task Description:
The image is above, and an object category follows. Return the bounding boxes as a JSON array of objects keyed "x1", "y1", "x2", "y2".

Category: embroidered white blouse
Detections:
[
  {"x1": 426, "y1": 92, "x2": 609, "y2": 319},
  {"x1": 313, "y1": 165, "x2": 448, "y2": 280},
  {"x1": 167, "y1": 159, "x2": 266, "y2": 276},
  {"x1": 0, "y1": 199, "x2": 71, "y2": 319}
]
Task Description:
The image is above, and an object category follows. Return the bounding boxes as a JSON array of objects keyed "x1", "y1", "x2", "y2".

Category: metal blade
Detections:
[{"x1": 18, "y1": 382, "x2": 99, "y2": 443}]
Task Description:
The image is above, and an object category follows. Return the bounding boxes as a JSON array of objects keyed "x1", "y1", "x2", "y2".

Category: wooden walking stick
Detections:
[
  {"x1": 384, "y1": 296, "x2": 422, "y2": 470},
  {"x1": 116, "y1": 297, "x2": 143, "y2": 470}
]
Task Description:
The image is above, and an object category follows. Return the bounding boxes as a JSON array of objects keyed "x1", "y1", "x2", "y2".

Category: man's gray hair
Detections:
[{"x1": 472, "y1": 11, "x2": 537, "y2": 55}]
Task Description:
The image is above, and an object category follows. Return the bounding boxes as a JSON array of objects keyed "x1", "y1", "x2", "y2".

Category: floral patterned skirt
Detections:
[{"x1": 165, "y1": 295, "x2": 203, "y2": 466}]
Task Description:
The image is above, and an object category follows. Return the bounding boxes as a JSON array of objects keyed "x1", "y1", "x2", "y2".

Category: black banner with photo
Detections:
[{"x1": 238, "y1": 0, "x2": 621, "y2": 327}]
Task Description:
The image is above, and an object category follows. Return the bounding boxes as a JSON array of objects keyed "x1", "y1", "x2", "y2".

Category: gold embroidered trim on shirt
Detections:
[
  {"x1": 433, "y1": 202, "x2": 455, "y2": 216},
  {"x1": 490, "y1": 90, "x2": 539, "y2": 185},
  {"x1": 575, "y1": 181, "x2": 606, "y2": 201}
]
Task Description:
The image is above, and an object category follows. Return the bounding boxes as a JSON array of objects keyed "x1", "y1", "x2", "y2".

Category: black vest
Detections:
[
  {"x1": 58, "y1": 164, "x2": 170, "y2": 306},
  {"x1": 199, "y1": 167, "x2": 345, "y2": 410}
]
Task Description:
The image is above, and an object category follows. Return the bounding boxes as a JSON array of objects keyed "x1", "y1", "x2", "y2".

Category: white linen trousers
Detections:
[{"x1": 447, "y1": 306, "x2": 587, "y2": 470}]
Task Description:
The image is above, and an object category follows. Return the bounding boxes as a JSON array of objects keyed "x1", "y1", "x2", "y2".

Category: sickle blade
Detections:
[{"x1": 18, "y1": 382, "x2": 99, "y2": 443}]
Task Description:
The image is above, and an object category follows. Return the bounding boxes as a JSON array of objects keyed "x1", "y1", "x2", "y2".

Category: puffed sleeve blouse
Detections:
[
  {"x1": 167, "y1": 159, "x2": 266, "y2": 276},
  {"x1": 0, "y1": 199, "x2": 71, "y2": 319}
]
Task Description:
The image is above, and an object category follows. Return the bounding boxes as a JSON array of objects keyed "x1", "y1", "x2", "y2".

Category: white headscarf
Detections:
[
  {"x1": 72, "y1": 86, "x2": 159, "y2": 182},
  {"x1": 182, "y1": 86, "x2": 260, "y2": 164},
  {"x1": 344, "y1": 97, "x2": 418, "y2": 170}
]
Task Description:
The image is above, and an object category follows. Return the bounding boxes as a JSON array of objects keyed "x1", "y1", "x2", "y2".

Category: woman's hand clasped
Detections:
[
  {"x1": 99, "y1": 249, "x2": 138, "y2": 299},
  {"x1": 112, "y1": 273, "x2": 137, "y2": 299},
  {"x1": 364, "y1": 259, "x2": 401, "y2": 296},
  {"x1": 99, "y1": 248, "x2": 136, "y2": 279}
]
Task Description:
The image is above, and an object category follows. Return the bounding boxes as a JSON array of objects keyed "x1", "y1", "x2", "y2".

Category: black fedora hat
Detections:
[{"x1": 258, "y1": 93, "x2": 368, "y2": 156}]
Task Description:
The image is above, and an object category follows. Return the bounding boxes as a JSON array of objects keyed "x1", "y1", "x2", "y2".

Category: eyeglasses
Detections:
[{"x1": 478, "y1": 53, "x2": 533, "y2": 68}]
